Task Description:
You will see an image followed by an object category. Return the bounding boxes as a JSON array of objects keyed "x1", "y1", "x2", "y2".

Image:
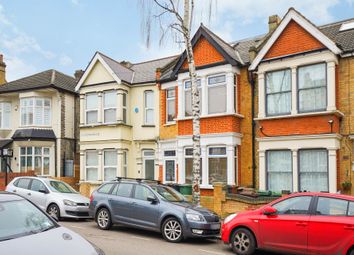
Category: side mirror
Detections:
[
  {"x1": 39, "y1": 189, "x2": 48, "y2": 194},
  {"x1": 263, "y1": 206, "x2": 277, "y2": 216},
  {"x1": 147, "y1": 196, "x2": 158, "y2": 203}
]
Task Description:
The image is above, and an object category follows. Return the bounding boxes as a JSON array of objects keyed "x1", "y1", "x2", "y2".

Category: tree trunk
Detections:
[{"x1": 183, "y1": 0, "x2": 201, "y2": 206}]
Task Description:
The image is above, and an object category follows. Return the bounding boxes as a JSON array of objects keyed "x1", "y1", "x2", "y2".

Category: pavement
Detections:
[{"x1": 61, "y1": 219, "x2": 279, "y2": 255}]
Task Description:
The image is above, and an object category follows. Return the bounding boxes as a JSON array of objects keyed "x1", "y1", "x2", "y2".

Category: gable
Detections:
[
  {"x1": 264, "y1": 20, "x2": 325, "y2": 59},
  {"x1": 182, "y1": 36, "x2": 225, "y2": 69},
  {"x1": 82, "y1": 61, "x2": 115, "y2": 86}
]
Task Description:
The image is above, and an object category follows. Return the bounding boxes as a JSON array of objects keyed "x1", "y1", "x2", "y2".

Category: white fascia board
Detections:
[{"x1": 249, "y1": 9, "x2": 342, "y2": 71}]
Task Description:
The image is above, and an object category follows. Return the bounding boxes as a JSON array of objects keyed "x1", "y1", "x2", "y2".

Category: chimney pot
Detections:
[
  {"x1": 0, "y1": 54, "x2": 6, "y2": 85},
  {"x1": 268, "y1": 15, "x2": 281, "y2": 33}
]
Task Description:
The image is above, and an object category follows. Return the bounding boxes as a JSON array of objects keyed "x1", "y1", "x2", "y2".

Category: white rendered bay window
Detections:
[{"x1": 21, "y1": 98, "x2": 51, "y2": 126}]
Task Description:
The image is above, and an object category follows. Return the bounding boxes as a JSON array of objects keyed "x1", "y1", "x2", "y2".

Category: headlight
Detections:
[
  {"x1": 186, "y1": 213, "x2": 205, "y2": 222},
  {"x1": 223, "y1": 213, "x2": 237, "y2": 224},
  {"x1": 63, "y1": 199, "x2": 77, "y2": 206}
]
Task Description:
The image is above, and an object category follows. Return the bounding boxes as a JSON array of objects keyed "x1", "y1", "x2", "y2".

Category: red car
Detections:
[{"x1": 221, "y1": 192, "x2": 354, "y2": 255}]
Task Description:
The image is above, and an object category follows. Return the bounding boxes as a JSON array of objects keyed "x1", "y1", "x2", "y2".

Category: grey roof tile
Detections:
[
  {"x1": 98, "y1": 52, "x2": 134, "y2": 83},
  {"x1": 12, "y1": 129, "x2": 56, "y2": 140}
]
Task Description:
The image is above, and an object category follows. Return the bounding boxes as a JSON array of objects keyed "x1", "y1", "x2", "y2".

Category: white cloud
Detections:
[
  {"x1": 59, "y1": 54, "x2": 73, "y2": 66},
  {"x1": 5, "y1": 56, "x2": 37, "y2": 81}
]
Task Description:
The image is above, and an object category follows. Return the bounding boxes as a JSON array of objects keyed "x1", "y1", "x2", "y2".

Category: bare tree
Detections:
[{"x1": 139, "y1": 0, "x2": 214, "y2": 205}]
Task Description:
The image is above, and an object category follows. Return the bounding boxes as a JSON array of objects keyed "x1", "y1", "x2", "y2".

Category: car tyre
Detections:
[
  {"x1": 161, "y1": 217, "x2": 183, "y2": 243},
  {"x1": 47, "y1": 203, "x2": 60, "y2": 220},
  {"x1": 231, "y1": 228, "x2": 256, "y2": 255},
  {"x1": 350, "y1": 249, "x2": 354, "y2": 255},
  {"x1": 96, "y1": 208, "x2": 112, "y2": 230}
]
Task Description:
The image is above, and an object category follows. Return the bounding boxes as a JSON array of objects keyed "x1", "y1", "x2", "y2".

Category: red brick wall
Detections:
[
  {"x1": 182, "y1": 36, "x2": 225, "y2": 69},
  {"x1": 265, "y1": 20, "x2": 325, "y2": 59},
  {"x1": 178, "y1": 115, "x2": 241, "y2": 135},
  {"x1": 258, "y1": 114, "x2": 340, "y2": 137},
  {"x1": 0, "y1": 171, "x2": 36, "y2": 191}
]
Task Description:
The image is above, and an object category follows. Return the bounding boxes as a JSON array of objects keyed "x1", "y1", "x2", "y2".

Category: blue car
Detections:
[{"x1": 89, "y1": 178, "x2": 220, "y2": 242}]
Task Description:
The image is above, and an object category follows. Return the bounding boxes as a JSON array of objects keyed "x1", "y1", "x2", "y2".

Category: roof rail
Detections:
[{"x1": 114, "y1": 177, "x2": 161, "y2": 184}]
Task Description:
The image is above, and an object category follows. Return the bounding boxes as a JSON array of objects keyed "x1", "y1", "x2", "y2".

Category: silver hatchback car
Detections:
[{"x1": 6, "y1": 177, "x2": 90, "y2": 219}]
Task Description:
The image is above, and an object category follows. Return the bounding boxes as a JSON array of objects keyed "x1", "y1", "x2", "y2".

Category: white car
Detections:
[{"x1": 6, "y1": 177, "x2": 90, "y2": 220}]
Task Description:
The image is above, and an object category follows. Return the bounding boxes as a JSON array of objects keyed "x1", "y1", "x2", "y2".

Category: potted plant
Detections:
[{"x1": 341, "y1": 181, "x2": 352, "y2": 191}]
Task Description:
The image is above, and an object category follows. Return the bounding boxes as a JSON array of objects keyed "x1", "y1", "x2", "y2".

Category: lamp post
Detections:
[{"x1": 1, "y1": 148, "x2": 13, "y2": 186}]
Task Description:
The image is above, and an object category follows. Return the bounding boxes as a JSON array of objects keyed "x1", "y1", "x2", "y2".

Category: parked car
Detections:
[
  {"x1": 89, "y1": 178, "x2": 221, "y2": 242},
  {"x1": 0, "y1": 191, "x2": 104, "y2": 255},
  {"x1": 221, "y1": 192, "x2": 354, "y2": 255},
  {"x1": 6, "y1": 177, "x2": 90, "y2": 220}
]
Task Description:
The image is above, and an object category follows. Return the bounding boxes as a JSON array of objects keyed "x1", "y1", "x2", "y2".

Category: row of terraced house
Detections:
[{"x1": 0, "y1": 8, "x2": 353, "y2": 198}]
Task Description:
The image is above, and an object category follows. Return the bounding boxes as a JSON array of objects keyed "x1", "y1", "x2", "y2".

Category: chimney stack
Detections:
[
  {"x1": 0, "y1": 54, "x2": 6, "y2": 85},
  {"x1": 268, "y1": 15, "x2": 281, "y2": 33},
  {"x1": 248, "y1": 46, "x2": 257, "y2": 62},
  {"x1": 74, "y1": 69, "x2": 84, "y2": 82}
]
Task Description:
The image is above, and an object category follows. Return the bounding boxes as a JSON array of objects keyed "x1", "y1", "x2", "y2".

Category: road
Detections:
[{"x1": 61, "y1": 220, "x2": 278, "y2": 255}]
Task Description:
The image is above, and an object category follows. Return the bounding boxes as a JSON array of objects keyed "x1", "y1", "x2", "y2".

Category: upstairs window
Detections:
[
  {"x1": 21, "y1": 98, "x2": 51, "y2": 126},
  {"x1": 144, "y1": 90, "x2": 154, "y2": 125},
  {"x1": 266, "y1": 69, "x2": 291, "y2": 116},
  {"x1": 166, "y1": 88, "x2": 176, "y2": 122},
  {"x1": 298, "y1": 63, "x2": 327, "y2": 113},
  {"x1": 85, "y1": 93, "x2": 98, "y2": 124},
  {"x1": 184, "y1": 79, "x2": 201, "y2": 117},
  {"x1": 208, "y1": 74, "x2": 226, "y2": 114},
  {"x1": 122, "y1": 93, "x2": 127, "y2": 124},
  {"x1": 103, "y1": 90, "x2": 116, "y2": 123},
  {"x1": 0, "y1": 102, "x2": 11, "y2": 129}
]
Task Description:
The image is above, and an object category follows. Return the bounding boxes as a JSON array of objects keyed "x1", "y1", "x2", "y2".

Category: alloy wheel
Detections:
[
  {"x1": 97, "y1": 208, "x2": 111, "y2": 230},
  {"x1": 233, "y1": 232, "x2": 250, "y2": 253},
  {"x1": 163, "y1": 219, "x2": 182, "y2": 242},
  {"x1": 47, "y1": 204, "x2": 59, "y2": 219}
]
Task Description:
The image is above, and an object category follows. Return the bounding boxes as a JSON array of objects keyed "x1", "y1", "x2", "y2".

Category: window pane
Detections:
[
  {"x1": 86, "y1": 111, "x2": 98, "y2": 124},
  {"x1": 298, "y1": 63, "x2": 326, "y2": 89},
  {"x1": 20, "y1": 156, "x2": 26, "y2": 172},
  {"x1": 44, "y1": 99, "x2": 50, "y2": 107},
  {"x1": 145, "y1": 91, "x2": 154, "y2": 108},
  {"x1": 299, "y1": 87, "x2": 326, "y2": 112},
  {"x1": 167, "y1": 98, "x2": 175, "y2": 122},
  {"x1": 86, "y1": 168, "x2": 98, "y2": 181},
  {"x1": 3, "y1": 103, "x2": 10, "y2": 128},
  {"x1": 20, "y1": 147, "x2": 26, "y2": 155},
  {"x1": 27, "y1": 156, "x2": 33, "y2": 168},
  {"x1": 30, "y1": 180, "x2": 46, "y2": 192},
  {"x1": 208, "y1": 157, "x2": 227, "y2": 184},
  {"x1": 27, "y1": 106, "x2": 33, "y2": 125},
  {"x1": 273, "y1": 196, "x2": 312, "y2": 215},
  {"x1": 21, "y1": 107, "x2": 27, "y2": 126},
  {"x1": 35, "y1": 99, "x2": 43, "y2": 107},
  {"x1": 43, "y1": 157, "x2": 50, "y2": 175},
  {"x1": 35, "y1": 147, "x2": 42, "y2": 155},
  {"x1": 104, "y1": 109, "x2": 116, "y2": 123},
  {"x1": 299, "y1": 150, "x2": 328, "y2": 192},
  {"x1": 348, "y1": 203, "x2": 354, "y2": 216},
  {"x1": 86, "y1": 151, "x2": 98, "y2": 166},
  {"x1": 167, "y1": 89, "x2": 175, "y2": 98},
  {"x1": 134, "y1": 185, "x2": 154, "y2": 201},
  {"x1": 164, "y1": 150, "x2": 176, "y2": 157},
  {"x1": 266, "y1": 70, "x2": 291, "y2": 93},
  {"x1": 208, "y1": 85, "x2": 226, "y2": 114},
  {"x1": 86, "y1": 94, "x2": 98, "y2": 110},
  {"x1": 267, "y1": 92, "x2": 291, "y2": 115},
  {"x1": 104, "y1": 91, "x2": 116, "y2": 108},
  {"x1": 208, "y1": 75, "x2": 226, "y2": 85},
  {"x1": 267, "y1": 150, "x2": 292, "y2": 192},
  {"x1": 123, "y1": 108, "x2": 127, "y2": 123},
  {"x1": 44, "y1": 108, "x2": 50, "y2": 125},
  {"x1": 165, "y1": 160, "x2": 175, "y2": 182},
  {"x1": 98, "y1": 183, "x2": 115, "y2": 194},
  {"x1": 34, "y1": 156, "x2": 42, "y2": 175},
  {"x1": 316, "y1": 197, "x2": 348, "y2": 216},
  {"x1": 116, "y1": 183, "x2": 133, "y2": 197},
  {"x1": 209, "y1": 147, "x2": 226, "y2": 155},
  {"x1": 43, "y1": 148, "x2": 50, "y2": 155},
  {"x1": 185, "y1": 158, "x2": 202, "y2": 184},
  {"x1": 122, "y1": 93, "x2": 127, "y2": 107},
  {"x1": 104, "y1": 151, "x2": 117, "y2": 166},
  {"x1": 17, "y1": 178, "x2": 31, "y2": 189},
  {"x1": 26, "y1": 147, "x2": 32, "y2": 155},
  {"x1": 145, "y1": 109, "x2": 154, "y2": 124},
  {"x1": 104, "y1": 167, "x2": 116, "y2": 181},
  {"x1": 145, "y1": 159, "x2": 155, "y2": 180},
  {"x1": 266, "y1": 70, "x2": 291, "y2": 115}
]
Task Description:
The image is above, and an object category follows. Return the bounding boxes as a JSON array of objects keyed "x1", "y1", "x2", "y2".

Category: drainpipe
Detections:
[{"x1": 248, "y1": 71, "x2": 256, "y2": 189}]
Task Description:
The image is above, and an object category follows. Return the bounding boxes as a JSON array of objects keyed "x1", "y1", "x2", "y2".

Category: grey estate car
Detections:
[{"x1": 89, "y1": 178, "x2": 221, "y2": 242}]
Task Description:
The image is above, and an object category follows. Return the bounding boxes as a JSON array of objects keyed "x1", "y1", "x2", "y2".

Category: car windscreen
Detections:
[
  {"x1": 0, "y1": 199, "x2": 56, "y2": 242},
  {"x1": 48, "y1": 181, "x2": 78, "y2": 193},
  {"x1": 151, "y1": 185, "x2": 186, "y2": 202}
]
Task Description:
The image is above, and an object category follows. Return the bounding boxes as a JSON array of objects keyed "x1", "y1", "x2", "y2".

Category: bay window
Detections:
[
  {"x1": 0, "y1": 102, "x2": 11, "y2": 129},
  {"x1": 20, "y1": 147, "x2": 50, "y2": 175},
  {"x1": 86, "y1": 93, "x2": 98, "y2": 124},
  {"x1": 298, "y1": 63, "x2": 327, "y2": 112},
  {"x1": 103, "y1": 91, "x2": 116, "y2": 123},
  {"x1": 184, "y1": 148, "x2": 202, "y2": 184},
  {"x1": 86, "y1": 150, "x2": 98, "y2": 181},
  {"x1": 208, "y1": 74, "x2": 226, "y2": 114},
  {"x1": 266, "y1": 150, "x2": 292, "y2": 192},
  {"x1": 104, "y1": 150, "x2": 117, "y2": 181},
  {"x1": 208, "y1": 147, "x2": 227, "y2": 184},
  {"x1": 144, "y1": 90, "x2": 154, "y2": 125},
  {"x1": 299, "y1": 149, "x2": 328, "y2": 192},
  {"x1": 166, "y1": 88, "x2": 176, "y2": 122},
  {"x1": 184, "y1": 79, "x2": 201, "y2": 117},
  {"x1": 265, "y1": 69, "x2": 291, "y2": 116},
  {"x1": 21, "y1": 98, "x2": 51, "y2": 126}
]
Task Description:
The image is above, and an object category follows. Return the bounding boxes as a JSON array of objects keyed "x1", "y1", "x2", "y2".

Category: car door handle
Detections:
[
  {"x1": 12, "y1": 189, "x2": 16, "y2": 193},
  {"x1": 27, "y1": 192, "x2": 31, "y2": 196},
  {"x1": 344, "y1": 225, "x2": 354, "y2": 230},
  {"x1": 130, "y1": 202, "x2": 137, "y2": 205},
  {"x1": 296, "y1": 222, "x2": 308, "y2": 227}
]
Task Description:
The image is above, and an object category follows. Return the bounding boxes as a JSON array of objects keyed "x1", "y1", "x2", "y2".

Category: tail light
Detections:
[{"x1": 89, "y1": 194, "x2": 94, "y2": 204}]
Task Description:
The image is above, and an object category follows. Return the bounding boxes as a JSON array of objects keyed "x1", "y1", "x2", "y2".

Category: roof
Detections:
[
  {"x1": 12, "y1": 129, "x2": 56, "y2": 141},
  {"x1": 231, "y1": 34, "x2": 265, "y2": 64},
  {"x1": 0, "y1": 69, "x2": 76, "y2": 94}
]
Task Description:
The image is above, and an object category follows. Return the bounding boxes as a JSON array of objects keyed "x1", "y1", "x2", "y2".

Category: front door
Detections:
[
  {"x1": 143, "y1": 150, "x2": 155, "y2": 180},
  {"x1": 259, "y1": 195, "x2": 313, "y2": 254}
]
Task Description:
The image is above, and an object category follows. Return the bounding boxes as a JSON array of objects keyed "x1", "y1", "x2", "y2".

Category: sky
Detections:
[{"x1": 0, "y1": 0, "x2": 354, "y2": 81}]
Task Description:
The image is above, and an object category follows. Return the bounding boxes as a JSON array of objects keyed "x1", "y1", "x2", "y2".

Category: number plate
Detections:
[{"x1": 210, "y1": 223, "x2": 221, "y2": 230}]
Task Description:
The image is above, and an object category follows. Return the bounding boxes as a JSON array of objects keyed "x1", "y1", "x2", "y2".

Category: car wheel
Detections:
[
  {"x1": 350, "y1": 249, "x2": 354, "y2": 255},
  {"x1": 161, "y1": 217, "x2": 183, "y2": 243},
  {"x1": 231, "y1": 228, "x2": 256, "y2": 255},
  {"x1": 47, "y1": 204, "x2": 60, "y2": 220},
  {"x1": 96, "y1": 208, "x2": 112, "y2": 230}
]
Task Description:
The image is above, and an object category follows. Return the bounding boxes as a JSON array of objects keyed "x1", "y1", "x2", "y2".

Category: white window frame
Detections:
[
  {"x1": 122, "y1": 150, "x2": 128, "y2": 177},
  {"x1": 122, "y1": 93, "x2": 127, "y2": 124},
  {"x1": 163, "y1": 150, "x2": 176, "y2": 183},
  {"x1": 20, "y1": 97, "x2": 51, "y2": 127},
  {"x1": 207, "y1": 146, "x2": 227, "y2": 185},
  {"x1": 19, "y1": 146, "x2": 50, "y2": 175},
  {"x1": 166, "y1": 88, "x2": 176, "y2": 123},
  {"x1": 0, "y1": 102, "x2": 11, "y2": 129},
  {"x1": 103, "y1": 150, "x2": 117, "y2": 182},
  {"x1": 85, "y1": 150, "x2": 98, "y2": 181},
  {"x1": 85, "y1": 93, "x2": 99, "y2": 125},
  {"x1": 103, "y1": 90, "x2": 117, "y2": 124},
  {"x1": 207, "y1": 74, "x2": 227, "y2": 115},
  {"x1": 144, "y1": 90, "x2": 154, "y2": 125}
]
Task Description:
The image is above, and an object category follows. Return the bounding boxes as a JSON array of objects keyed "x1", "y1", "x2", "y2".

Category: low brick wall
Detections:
[
  {"x1": 52, "y1": 176, "x2": 80, "y2": 191},
  {"x1": 0, "y1": 171, "x2": 36, "y2": 190}
]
